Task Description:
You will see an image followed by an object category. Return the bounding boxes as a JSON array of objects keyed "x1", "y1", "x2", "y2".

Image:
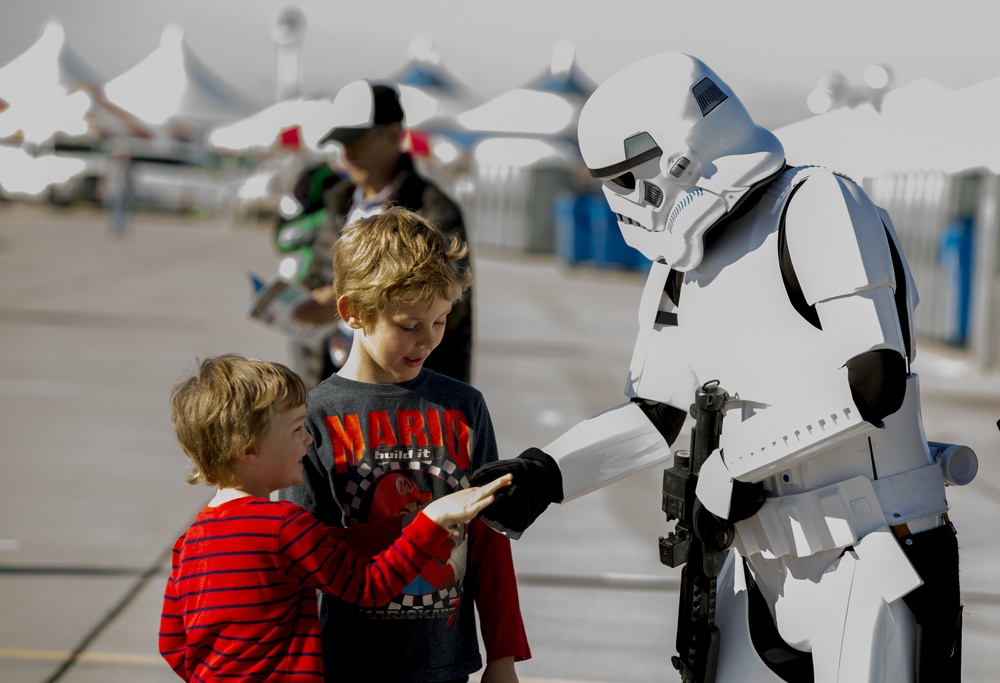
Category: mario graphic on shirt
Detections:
[
  {"x1": 323, "y1": 406, "x2": 478, "y2": 617},
  {"x1": 369, "y1": 471, "x2": 467, "y2": 594}
]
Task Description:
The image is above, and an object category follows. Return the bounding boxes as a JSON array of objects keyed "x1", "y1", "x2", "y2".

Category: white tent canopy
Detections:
[
  {"x1": 938, "y1": 76, "x2": 1000, "y2": 173},
  {"x1": 103, "y1": 25, "x2": 253, "y2": 138},
  {"x1": 456, "y1": 88, "x2": 578, "y2": 137},
  {"x1": 875, "y1": 78, "x2": 962, "y2": 174},
  {"x1": 774, "y1": 77, "x2": 1000, "y2": 179},
  {"x1": 775, "y1": 102, "x2": 885, "y2": 181},
  {"x1": 390, "y1": 37, "x2": 481, "y2": 130},
  {"x1": 0, "y1": 21, "x2": 109, "y2": 144},
  {"x1": 207, "y1": 97, "x2": 337, "y2": 154},
  {"x1": 0, "y1": 22, "x2": 114, "y2": 196},
  {"x1": 453, "y1": 40, "x2": 594, "y2": 141},
  {"x1": 0, "y1": 21, "x2": 101, "y2": 105}
]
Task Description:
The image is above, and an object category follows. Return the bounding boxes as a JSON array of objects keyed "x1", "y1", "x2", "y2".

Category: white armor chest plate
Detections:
[
  {"x1": 628, "y1": 168, "x2": 937, "y2": 496},
  {"x1": 629, "y1": 171, "x2": 841, "y2": 421},
  {"x1": 641, "y1": 213, "x2": 820, "y2": 406}
]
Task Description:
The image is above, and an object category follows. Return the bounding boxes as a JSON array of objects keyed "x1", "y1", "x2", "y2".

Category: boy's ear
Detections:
[
  {"x1": 337, "y1": 296, "x2": 365, "y2": 330},
  {"x1": 237, "y1": 444, "x2": 259, "y2": 464}
]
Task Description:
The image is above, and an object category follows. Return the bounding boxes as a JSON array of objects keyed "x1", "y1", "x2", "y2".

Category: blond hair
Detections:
[
  {"x1": 333, "y1": 206, "x2": 472, "y2": 324},
  {"x1": 170, "y1": 354, "x2": 307, "y2": 487}
]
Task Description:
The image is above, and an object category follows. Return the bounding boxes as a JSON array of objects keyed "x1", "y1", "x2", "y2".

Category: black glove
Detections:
[{"x1": 470, "y1": 448, "x2": 564, "y2": 535}]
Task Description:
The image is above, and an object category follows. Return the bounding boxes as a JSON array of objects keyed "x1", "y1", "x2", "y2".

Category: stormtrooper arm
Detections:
[
  {"x1": 545, "y1": 400, "x2": 682, "y2": 501},
  {"x1": 790, "y1": 171, "x2": 912, "y2": 423},
  {"x1": 785, "y1": 175, "x2": 915, "y2": 357},
  {"x1": 472, "y1": 400, "x2": 682, "y2": 537}
]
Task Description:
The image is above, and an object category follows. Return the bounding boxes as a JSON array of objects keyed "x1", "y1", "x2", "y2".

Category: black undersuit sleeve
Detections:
[{"x1": 844, "y1": 349, "x2": 907, "y2": 425}]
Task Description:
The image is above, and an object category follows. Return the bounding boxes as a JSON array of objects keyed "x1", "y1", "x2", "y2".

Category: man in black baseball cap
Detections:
[{"x1": 293, "y1": 78, "x2": 475, "y2": 389}]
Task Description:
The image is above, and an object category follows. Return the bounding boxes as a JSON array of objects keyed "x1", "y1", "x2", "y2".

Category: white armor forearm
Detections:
[{"x1": 543, "y1": 401, "x2": 670, "y2": 502}]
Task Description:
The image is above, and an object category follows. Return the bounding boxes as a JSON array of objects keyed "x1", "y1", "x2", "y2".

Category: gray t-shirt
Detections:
[{"x1": 284, "y1": 369, "x2": 500, "y2": 682}]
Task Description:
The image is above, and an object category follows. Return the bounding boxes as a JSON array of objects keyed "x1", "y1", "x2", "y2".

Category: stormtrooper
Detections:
[{"x1": 472, "y1": 53, "x2": 975, "y2": 682}]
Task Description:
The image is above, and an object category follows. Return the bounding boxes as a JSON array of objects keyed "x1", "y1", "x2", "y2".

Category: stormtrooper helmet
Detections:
[{"x1": 578, "y1": 53, "x2": 785, "y2": 270}]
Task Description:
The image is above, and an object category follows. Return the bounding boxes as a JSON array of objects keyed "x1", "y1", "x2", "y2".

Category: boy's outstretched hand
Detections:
[{"x1": 422, "y1": 474, "x2": 513, "y2": 530}]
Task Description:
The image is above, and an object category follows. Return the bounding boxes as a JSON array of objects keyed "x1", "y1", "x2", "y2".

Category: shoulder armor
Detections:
[
  {"x1": 879, "y1": 207, "x2": 919, "y2": 362},
  {"x1": 782, "y1": 168, "x2": 896, "y2": 307}
]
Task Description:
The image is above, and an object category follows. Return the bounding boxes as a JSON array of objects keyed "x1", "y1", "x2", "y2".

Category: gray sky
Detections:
[{"x1": 1, "y1": 0, "x2": 997, "y2": 130}]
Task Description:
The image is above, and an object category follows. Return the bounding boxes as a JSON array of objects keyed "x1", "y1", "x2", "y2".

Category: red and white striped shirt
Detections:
[{"x1": 159, "y1": 497, "x2": 448, "y2": 682}]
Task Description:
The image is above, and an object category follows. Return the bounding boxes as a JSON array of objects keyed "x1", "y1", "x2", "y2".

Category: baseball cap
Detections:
[{"x1": 319, "y1": 80, "x2": 405, "y2": 145}]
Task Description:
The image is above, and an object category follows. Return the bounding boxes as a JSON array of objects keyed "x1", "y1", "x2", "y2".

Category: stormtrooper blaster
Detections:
[{"x1": 658, "y1": 380, "x2": 738, "y2": 683}]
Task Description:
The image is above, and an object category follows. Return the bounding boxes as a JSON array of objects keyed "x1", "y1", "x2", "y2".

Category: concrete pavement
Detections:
[{"x1": 0, "y1": 202, "x2": 997, "y2": 682}]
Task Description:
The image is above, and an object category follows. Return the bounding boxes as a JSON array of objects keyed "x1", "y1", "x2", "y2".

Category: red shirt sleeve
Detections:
[
  {"x1": 468, "y1": 518, "x2": 532, "y2": 662},
  {"x1": 333, "y1": 514, "x2": 406, "y2": 558},
  {"x1": 279, "y1": 506, "x2": 449, "y2": 607},
  {"x1": 158, "y1": 538, "x2": 190, "y2": 680}
]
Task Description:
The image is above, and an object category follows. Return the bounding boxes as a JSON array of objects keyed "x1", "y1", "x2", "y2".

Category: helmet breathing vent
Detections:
[
  {"x1": 643, "y1": 182, "x2": 664, "y2": 207},
  {"x1": 693, "y1": 77, "x2": 728, "y2": 116},
  {"x1": 666, "y1": 189, "x2": 704, "y2": 234}
]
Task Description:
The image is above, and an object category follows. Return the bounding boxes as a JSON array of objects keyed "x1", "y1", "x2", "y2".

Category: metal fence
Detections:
[
  {"x1": 866, "y1": 169, "x2": 1000, "y2": 368},
  {"x1": 454, "y1": 138, "x2": 579, "y2": 254}
]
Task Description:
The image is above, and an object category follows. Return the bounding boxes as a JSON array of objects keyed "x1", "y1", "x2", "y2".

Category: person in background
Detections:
[
  {"x1": 283, "y1": 208, "x2": 530, "y2": 683},
  {"x1": 292, "y1": 79, "x2": 473, "y2": 388},
  {"x1": 104, "y1": 141, "x2": 134, "y2": 237}
]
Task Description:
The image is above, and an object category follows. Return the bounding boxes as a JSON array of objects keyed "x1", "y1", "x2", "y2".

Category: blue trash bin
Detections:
[
  {"x1": 555, "y1": 192, "x2": 592, "y2": 266},
  {"x1": 939, "y1": 216, "x2": 974, "y2": 345},
  {"x1": 589, "y1": 200, "x2": 652, "y2": 272}
]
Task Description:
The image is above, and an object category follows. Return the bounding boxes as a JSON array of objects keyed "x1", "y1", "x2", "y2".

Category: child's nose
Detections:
[{"x1": 417, "y1": 329, "x2": 438, "y2": 348}]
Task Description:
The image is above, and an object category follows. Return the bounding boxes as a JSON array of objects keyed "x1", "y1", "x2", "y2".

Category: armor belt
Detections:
[{"x1": 735, "y1": 463, "x2": 948, "y2": 560}]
